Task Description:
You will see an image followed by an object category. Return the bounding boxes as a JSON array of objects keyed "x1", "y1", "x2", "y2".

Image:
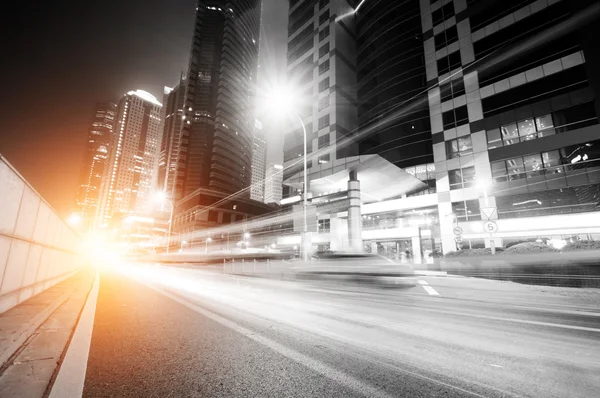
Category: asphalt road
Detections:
[{"x1": 82, "y1": 263, "x2": 600, "y2": 398}]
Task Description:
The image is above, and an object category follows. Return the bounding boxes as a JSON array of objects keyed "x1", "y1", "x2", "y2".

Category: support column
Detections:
[{"x1": 347, "y1": 171, "x2": 363, "y2": 253}]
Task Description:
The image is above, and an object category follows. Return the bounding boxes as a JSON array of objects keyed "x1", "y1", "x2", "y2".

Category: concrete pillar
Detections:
[
  {"x1": 438, "y1": 201, "x2": 456, "y2": 254},
  {"x1": 411, "y1": 236, "x2": 422, "y2": 264},
  {"x1": 347, "y1": 171, "x2": 363, "y2": 253},
  {"x1": 329, "y1": 216, "x2": 344, "y2": 251}
]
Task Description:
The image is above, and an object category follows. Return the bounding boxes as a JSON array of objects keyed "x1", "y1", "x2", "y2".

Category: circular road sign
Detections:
[
  {"x1": 453, "y1": 226, "x2": 463, "y2": 235},
  {"x1": 454, "y1": 236, "x2": 463, "y2": 243},
  {"x1": 483, "y1": 221, "x2": 498, "y2": 233}
]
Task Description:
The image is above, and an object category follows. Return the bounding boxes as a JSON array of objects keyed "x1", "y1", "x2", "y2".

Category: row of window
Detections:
[{"x1": 487, "y1": 102, "x2": 598, "y2": 149}]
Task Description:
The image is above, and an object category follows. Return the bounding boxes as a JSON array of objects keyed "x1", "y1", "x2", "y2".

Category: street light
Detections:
[
  {"x1": 260, "y1": 85, "x2": 311, "y2": 262},
  {"x1": 205, "y1": 237, "x2": 212, "y2": 254},
  {"x1": 155, "y1": 191, "x2": 174, "y2": 255}
]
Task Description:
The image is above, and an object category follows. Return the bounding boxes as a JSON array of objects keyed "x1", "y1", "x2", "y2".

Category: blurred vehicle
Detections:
[{"x1": 293, "y1": 252, "x2": 417, "y2": 289}]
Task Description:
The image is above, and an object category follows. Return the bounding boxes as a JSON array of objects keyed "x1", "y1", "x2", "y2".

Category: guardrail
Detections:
[{"x1": 0, "y1": 155, "x2": 88, "y2": 313}]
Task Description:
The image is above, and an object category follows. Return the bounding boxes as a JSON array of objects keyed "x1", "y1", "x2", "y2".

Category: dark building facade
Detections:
[
  {"x1": 158, "y1": 75, "x2": 187, "y2": 199},
  {"x1": 76, "y1": 102, "x2": 117, "y2": 229},
  {"x1": 422, "y1": 0, "x2": 600, "y2": 250},
  {"x1": 356, "y1": 0, "x2": 433, "y2": 172},
  {"x1": 174, "y1": 0, "x2": 262, "y2": 201}
]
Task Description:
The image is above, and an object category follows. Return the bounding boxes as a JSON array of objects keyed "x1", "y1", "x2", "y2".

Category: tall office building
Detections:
[
  {"x1": 264, "y1": 163, "x2": 283, "y2": 204},
  {"x1": 76, "y1": 102, "x2": 117, "y2": 229},
  {"x1": 250, "y1": 120, "x2": 267, "y2": 201},
  {"x1": 96, "y1": 90, "x2": 163, "y2": 226},
  {"x1": 283, "y1": 0, "x2": 360, "y2": 197},
  {"x1": 422, "y1": 0, "x2": 600, "y2": 251},
  {"x1": 158, "y1": 75, "x2": 186, "y2": 199},
  {"x1": 173, "y1": 1, "x2": 263, "y2": 201},
  {"x1": 281, "y1": 0, "x2": 600, "y2": 257}
]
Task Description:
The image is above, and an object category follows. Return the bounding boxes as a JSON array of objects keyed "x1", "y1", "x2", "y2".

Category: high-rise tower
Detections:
[
  {"x1": 96, "y1": 90, "x2": 163, "y2": 226},
  {"x1": 174, "y1": 1, "x2": 263, "y2": 201},
  {"x1": 76, "y1": 102, "x2": 117, "y2": 230}
]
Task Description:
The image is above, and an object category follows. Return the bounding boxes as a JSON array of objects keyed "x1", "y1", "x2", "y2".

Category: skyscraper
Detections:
[
  {"x1": 174, "y1": 1, "x2": 263, "y2": 201},
  {"x1": 158, "y1": 75, "x2": 186, "y2": 200},
  {"x1": 264, "y1": 163, "x2": 283, "y2": 204},
  {"x1": 283, "y1": 0, "x2": 360, "y2": 197},
  {"x1": 281, "y1": 0, "x2": 600, "y2": 257},
  {"x1": 96, "y1": 90, "x2": 163, "y2": 226},
  {"x1": 250, "y1": 122, "x2": 267, "y2": 202},
  {"x1": 76, "y1": 102, "x2": 117, "y2": 229}
]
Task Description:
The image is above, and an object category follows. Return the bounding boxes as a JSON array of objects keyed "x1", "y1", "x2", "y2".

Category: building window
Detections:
[
  {"x1": 432, "y1": 1, "x2": 455, "y2": 26},
  {"x1": 442, "y1": 105, "x2": 469, "y2": 130},
  {"x1": 319, "y1": 43, "x2": 330, "y2": 58},
  {"x1": 487, "y1": 113, "x2": 556, "y2": 148},
  {"x1": 446, "y1": 136, "x2": 473, "y2": 159},
  {"x1": 318, "y1": 95, "x2": 329, "y2": 111},
  {"x1": 440, "y1": 78, "x2": 465, "y2": 102},
  {"x1": 318, "y1": 218, "x2": 330, "y2": 232},
  {"x1": 318, "y1": 133, "x2": 330, "y2": 148},
  {"x1": 319, "y1": 59, "x2": 330, "y2": 75},
  {"x1": 319, "y1": 26, "x2": 330, "y2": 41},
  {"x1": 319, "y1": 0, "x2": 330, "y2": 9},
  {"x1": 319, "y1": 10, "x2": 330, "y2": 25},
  {"x1": 319, "y1": 77, "x2": 330, "y2": 92},
  {"x1": 496, "y1": 184, "x2": 600, "y2": 219},
  {"x1": 449, "y1": 166, "x2": 476, "y2": 190},
  {"x1": 405, "y1": 163, "x2": 437, "y2": 195},
  {"x1": 318, "y1": 114, "x2": 330, "y2": 129},
  {"x1": 452, "y1": 200, "x2": 481, "y2": 222},
  {"x1": 437, "y1": 51, "x2": 462, "y2": 75},
  {"x1": 434, "y1": 25, "x2": 459, "y2": 51},
  {"x1": 318, "y1": 153, "x2": 330, "y2": 164}
]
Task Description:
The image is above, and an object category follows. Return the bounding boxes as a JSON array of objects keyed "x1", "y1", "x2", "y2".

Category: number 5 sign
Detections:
[{"x1": 483, "y1": 221, "x2": 498, "y2": 233}]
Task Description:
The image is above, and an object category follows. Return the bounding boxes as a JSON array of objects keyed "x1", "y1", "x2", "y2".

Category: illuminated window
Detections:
[
  {"x1": 445, "y1": 136, "x2": 473, "y2": 159},
  {"x1": 449, "y1": 166, "x2": 476, "y2": 190}
]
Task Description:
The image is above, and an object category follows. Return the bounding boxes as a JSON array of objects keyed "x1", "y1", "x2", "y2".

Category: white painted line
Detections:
[
  {"x1": 49, "y1": 270, "x2": 100, "y2": 398},
  {"x1": 147, "y1": 284, "x2": 395, "y2": 398},
  {"x1": 422, "y1": 285, "x2": 440, "y2": 296},
  {"x1": 490, "y1": 364, "x2": 503, "y2": 368},
  {"x1": 418, "y1": 280, "x2": 440, "y2": 295}
]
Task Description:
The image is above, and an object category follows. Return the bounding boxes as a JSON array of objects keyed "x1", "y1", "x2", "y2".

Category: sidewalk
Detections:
[{"x1": 0, "y1": 267, "x2": 96, "y2": 398}]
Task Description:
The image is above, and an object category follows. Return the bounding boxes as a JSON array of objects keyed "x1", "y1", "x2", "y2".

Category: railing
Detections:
[{"x1": 0, "y1": 155, "x2": 87, "y2": 313}]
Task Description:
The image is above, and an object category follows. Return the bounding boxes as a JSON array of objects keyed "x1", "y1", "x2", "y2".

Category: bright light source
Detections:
[
  {"x1": 207, "y1": 237, "x2": 212, "y2": 243},
  {"x1": 476, "y1": 178, "x2": 490, "y2": 191},
  {"x1": 155, "y1": 190, "x2": 167, "y2": 202},
  {"x1": 68, "y1": 213, "x2": 82, "y2": 226},
  {"x1": 244, "y1": 232, "x2": 251, "y2": 239},
  {"x1": 571, "y1": 155, "x2": 582, "y2": 164},
  {"x1": 259, "y1": 85, "x2": 300, "y2": 116}
]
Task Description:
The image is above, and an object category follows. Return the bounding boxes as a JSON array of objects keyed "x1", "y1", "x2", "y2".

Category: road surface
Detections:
[{"x1": 81, "y1": 262, "x2": 600, "y2": 397}]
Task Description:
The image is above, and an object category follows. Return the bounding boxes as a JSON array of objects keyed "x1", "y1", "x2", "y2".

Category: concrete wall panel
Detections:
[
  {"x1": 13, "y1": 186, "x2": 40, "y2": 241},
  {"x1": 0, "y1": 156, "x2": 85, "y2": 313},
  {"x1": 0, "y1": 162, "x2": 24, "y2": 235}
]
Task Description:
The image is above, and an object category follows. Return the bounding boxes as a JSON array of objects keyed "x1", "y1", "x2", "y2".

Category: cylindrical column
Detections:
[{"x1": 347, "y1": 171, "x2": 362, "y2": 253}]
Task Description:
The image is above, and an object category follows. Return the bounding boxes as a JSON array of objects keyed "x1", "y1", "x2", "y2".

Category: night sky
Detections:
[{"x1": 0, "y1": 0, "x2": 287, "y2": 217}]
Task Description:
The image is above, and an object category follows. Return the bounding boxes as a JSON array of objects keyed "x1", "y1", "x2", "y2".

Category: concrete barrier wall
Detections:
[{"x1": 0, "y1": 156, "x2": 87, "y2": 313}]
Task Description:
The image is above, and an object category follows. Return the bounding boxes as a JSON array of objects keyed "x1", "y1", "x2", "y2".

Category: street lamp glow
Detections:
[
  {"x1": 243, "y1": 232, "x2": 250, "y2": 240},
  {"x1": 67, "y1": 213, "x2": 82, "y2": 226}
]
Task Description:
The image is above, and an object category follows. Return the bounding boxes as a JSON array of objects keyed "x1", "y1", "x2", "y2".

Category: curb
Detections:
[{"x1": 48, "y1": 270, "x2": 100, "y2": 398}]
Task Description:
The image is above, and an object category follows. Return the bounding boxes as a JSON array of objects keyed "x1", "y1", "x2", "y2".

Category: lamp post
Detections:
[
  {"x1": 205, "y1": 237, "x2": 212, "y2": 254},
  {"x1": 477, "y1": 179, "x2": 495, "y2": 255},
  {"x1": 261, "y1": 86, "x2": 311, "y2": 262},
  {"x1": 155, "y1": 192, "x2": 174, "y2": 255}
]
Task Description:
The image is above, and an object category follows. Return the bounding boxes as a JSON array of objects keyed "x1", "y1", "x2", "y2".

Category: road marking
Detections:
[
  {"x1": 490, "y1": 364, "x2": 503, "y2": 368},
  {"x1": 418, "y1": 280, "x2": 440, "y2": 296},
  {"x1": 49, "y1": 270, "x2": 100, "y2": 398},
  {"x1": 148, "y1": 284, "x2": 395, "y2": 398}
]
